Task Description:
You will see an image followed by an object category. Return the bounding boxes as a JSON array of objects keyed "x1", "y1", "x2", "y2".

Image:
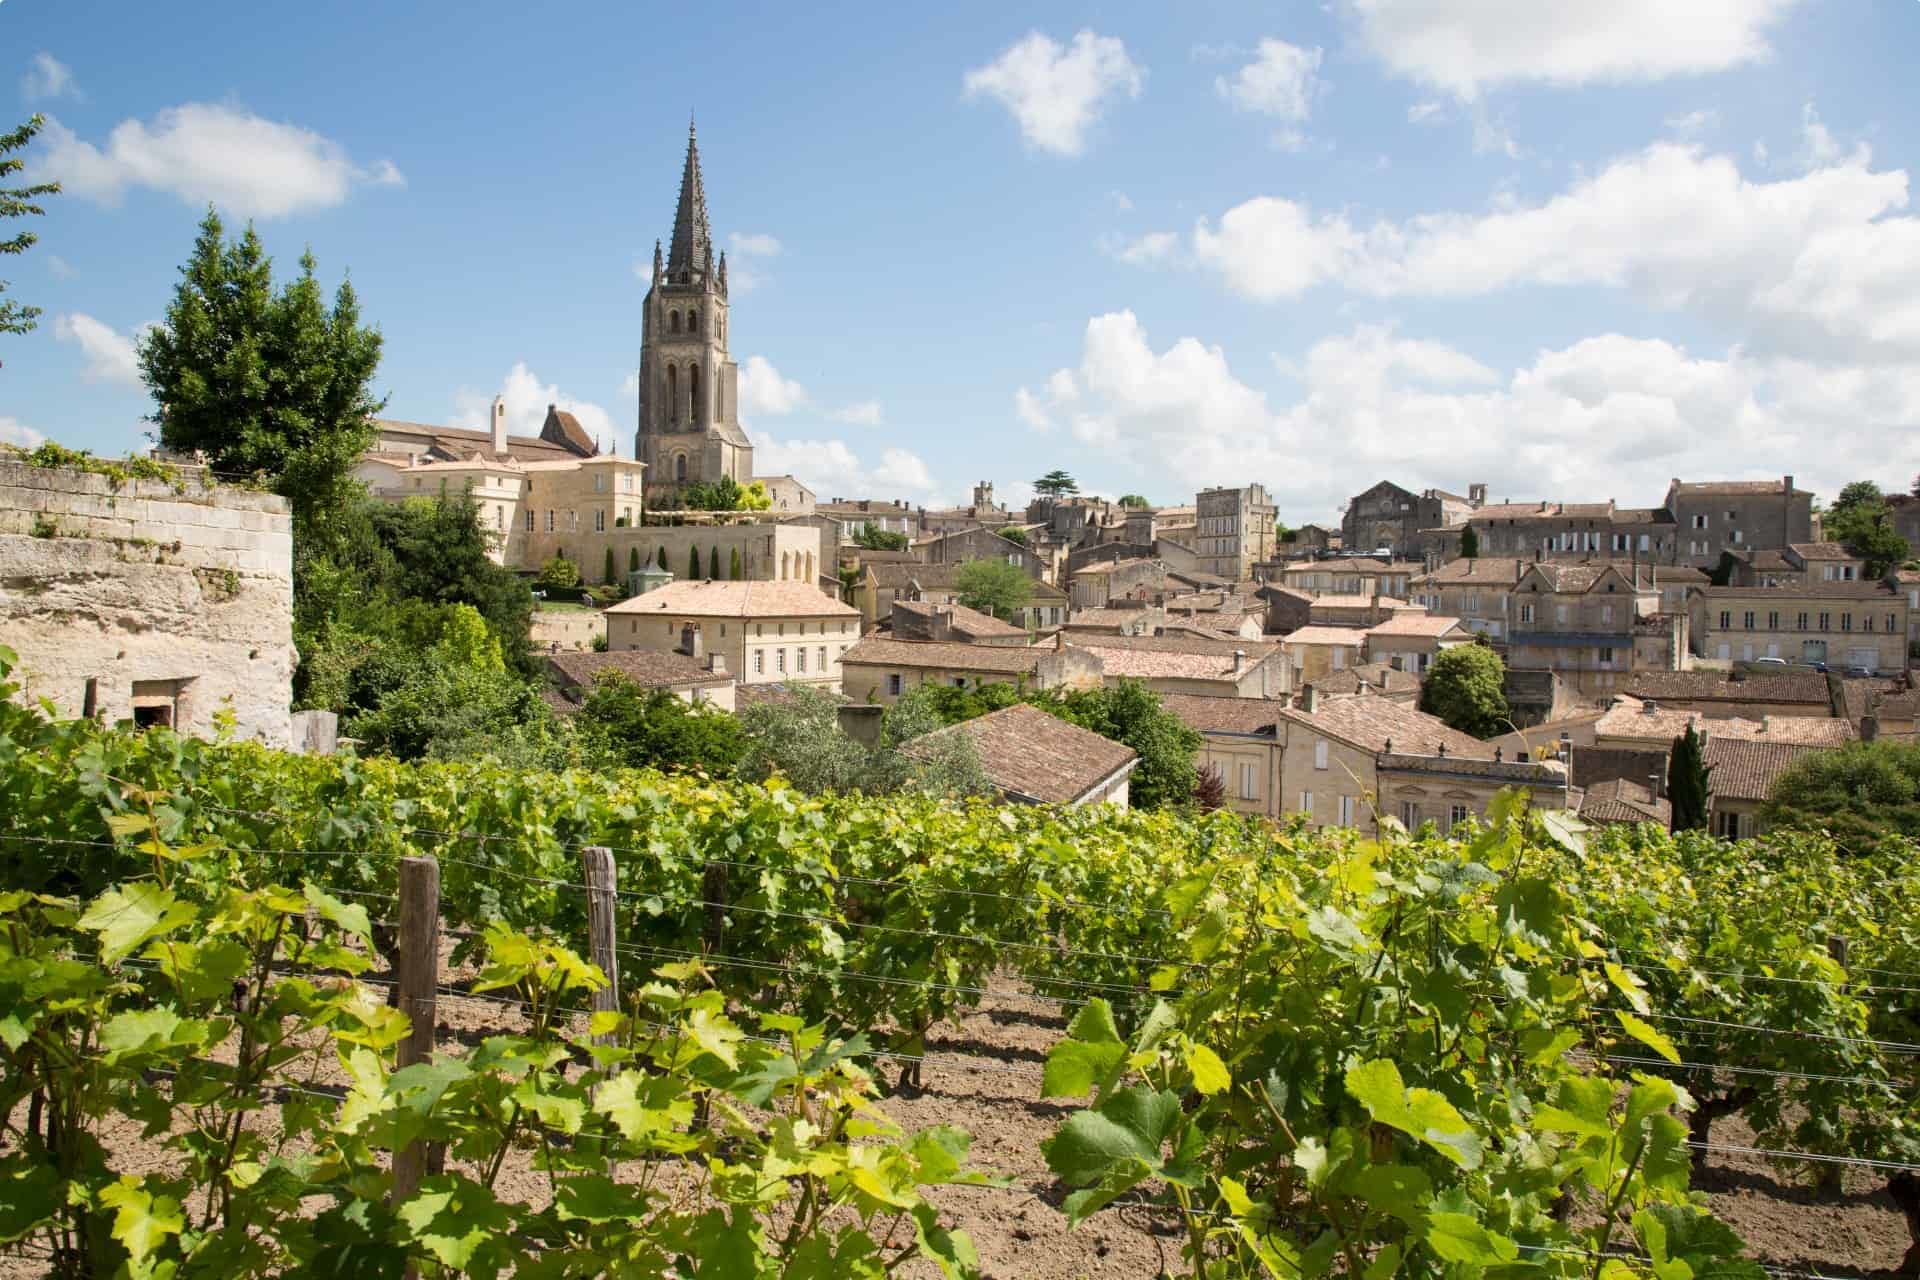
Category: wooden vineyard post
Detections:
[
  {"x1": 392, "y1": 855, "x2": 440, "y2": 1208},
  {"x1": 581, "y1": 846, "x2": 621, "y2": 1043}
]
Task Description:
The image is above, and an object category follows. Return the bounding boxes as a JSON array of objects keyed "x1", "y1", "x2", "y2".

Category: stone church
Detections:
[{"x1": 636, "y1": 122, "x2": 755, "y2": 501}]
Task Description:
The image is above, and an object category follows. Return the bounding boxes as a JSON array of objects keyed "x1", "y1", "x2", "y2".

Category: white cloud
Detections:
[
  {"x1": 1796, "y1": 101, "x2": 1858, "y2": 172},
  {"x1": 1013, "y1": 387, "x2": 1053, "y2": 432},
  {"x1": 830, "y1": 400, "x2": 884, "y2": 427},
  {"x1": 45, "y1": 254, "x2": 73, "y2": 279},
  {"x1": 1665, "y1": 108, "x2": 1720, "y2": 136},
  {"x1": 53, "y1": 313, "x2": 145, "y2": 389},
  {"x1": 963, "y1": 30, "x2": 1144, "y2": 156},
  {"x1": 1341, "y1": 0, "x2": 1802, "y2": 100},
  {"x1": 1103, "y1": 229, "x2": 1179, "y2": 265},
  {"x1": 1216, "y1": 39, "x2": 1322, "y2": 122},
  {"x1": 35, "y1": 103, "x2": 404, "y2": 219},
  {"x1": 1025, "y1": 311, "x2": 1907, "y2": 519},
  {"x1": 1108, "y1": 190, "x2": 1134, "y2": 212},
  {"x1": 753, "y1": 434, "x2": 936, "y2": 502},
  {"x1": 1407, "y1": 100, "x2": 1444, "y2": 124},
  {"x1": 0, "y1": 417, "x2": 47, "y2": 448},
  {"x1": 1163, "y1": 139, "x2": 1920, "y2": 360},
  {"x1": 736, "y1": 355, "x2": 809, "y2": 420},
  {"x1": 22, "y1": 52, "x2": 78, "y2": 101},
  {"x1": 728, "y1": 232, "x2": 782, "y2": 257},
  {"x1": 452, "y1": 363, "x2": 617, "y2": 453}
]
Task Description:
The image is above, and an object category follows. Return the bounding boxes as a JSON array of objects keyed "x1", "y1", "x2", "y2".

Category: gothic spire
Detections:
[{"x1": 666, "y1": 118, "x2": 711, "y2": 280}]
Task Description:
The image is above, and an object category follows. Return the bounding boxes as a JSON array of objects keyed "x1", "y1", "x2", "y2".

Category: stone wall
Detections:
[{"x1": 0, "y1": 458, "x2": 294, "y2": 746}]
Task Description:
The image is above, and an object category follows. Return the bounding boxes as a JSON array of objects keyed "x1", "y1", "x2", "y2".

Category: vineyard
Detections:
[{"x1": 3, "y1": 647, "x2": 1920, "y2": 1278}]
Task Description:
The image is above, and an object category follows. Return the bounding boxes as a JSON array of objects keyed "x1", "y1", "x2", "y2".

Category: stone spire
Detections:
[{"x1": 666, "y1": 118, "x2": 711, "y2": 280}]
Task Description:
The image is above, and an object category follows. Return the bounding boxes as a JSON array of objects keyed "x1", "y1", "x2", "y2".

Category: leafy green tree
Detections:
[
  {"x1": 139, "y1": 208, "x2": 384, "y2": 537},
  {"x1": 1668, "y1": 725, "x2": 1713, "y2": 832},
  {"x1": 1275, "y1": 520, "x2": 1294, "y2": 543},
  {"x1": 1, "y1": 115, "x2": 60, "y2": 337},
  {"x1": 537, "y1": 555, "x2": 579, "y2": 593},
  {"x1": 1033, "y1": 469, "x2": 1079, "y2": 499},
  {"x1": 710, "y1": 546, "x2": 721, "y2": 580},
  {"x1": 657, "y1": 545, "x2": 669, "y2": 571},
  {"x1": 1832, "y1": 480, "x2": 1883, "y2": 517},
  {"x1": 1418, "y1": 645, "x2": 1509, "y2": 738},
  {"x1": 1460, "y1": 524, "x2": 1479, "y2": 559},
  {"x1": 729, "y1": 547, "x2": 742, "y2": 579},
  {"x1": 1824, "y1": 480, "x2": 1911, "y2": 577},
  {"x1": 1117, "y1": 494, "x2": 1149, "y2": 508},
  {"x1": 433, "y1": 602, "x2": 505, "y2": 672},
  {"x1": 1026, "y1": 679, "x2": 1200, "y2": 810},
  {"x1": 1763, "y1": 739, "x2": 1920, "y2": 855},
  {"x1": 740, "y1": 479, "x2": 773, "y2": 511},
  {"x1": 574, "y1": 672, "x2": 745, "y2": 776},
  {"x1": 853, "y1": 521, "x2": 909, "y2": 552},
  {"x1": 997, "y1": 525, "x2": 1028, "y2": 546},
  {"x1": 734, "y1": 688, "x2": 986, "y2": 797},
  {"x1": 901, "y1": 681, "x2": 1022, "y2": 726},
  {"x1": 955, "y1": 557, "x2": 1031, "y2": 620},
  {"x1": 688, "y1": 546, "x2": 701, "y2": 582},
  {"x1": 342, "y1": 621, "x2": 552, "y2": 762},
  {"x1": 629, "y1": 546, "x2": 641, "y2": 574}
]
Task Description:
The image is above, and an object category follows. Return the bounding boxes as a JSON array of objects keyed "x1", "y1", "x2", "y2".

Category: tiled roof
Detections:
[
  {"x1": 1702, "y1": 738, "x2": 1824, "y2": 802},
  {"x1": 1672, "y1": 479, "x2": 1806, "y2": 496},
  {"x1": 1620, "y1": 671, "x2": 1831, "y2": 707},
  {"x1": 869, "y1": 562, "x2": 963, "y2": 589},
  {"x1": 1414, "y1": 559, "x2": 1525, "y2": 586},
  {"x1": 905, "y1": 704, "x2": 1136, "y2": 804},
  {"x1": 544, "y1": 407, "x2": 597, "y2": 455},
  {"x1": 1580, "y1": 778, "x2": 1671, "y2": 826},
  {"x1": 1594, "y1": 697, "x2": 1856, "y2": 747},
  {"x1": 1789, "y1": 542, "x2": 1856, "y2": 561},
  {"x1": 1521, "y1": 563, "x2": 1626, "y2": 593},
  {"x1": 1312, "y1": 662, "x2": 1423, "y2": 700},
  {"x1": 1281, "y1": 697, "x2": 1491, "y2": 758},
  {"x1": 892, "y1": 598, "x2": 1026, "y2": 639},
  {"x1": 1653, "y1": 566, "x2": 1711, "y2": 583},
  {"x1": 1072, "y1": 558, "x2": 1156, "y2": 578},
  {"x1": 1735, "y1": 549, "x2": 1794, "y2": 571},
  {"x1": 1066, "y1": 606, "x2": 1160, "y2": 627},
  {"x1": 735, "y1": 682, "x2": 841, "y2": 712},
  {"x1": 1074, "y1": 643, "x2": 1272, "y2": 683},
  {"x1": 1837, "y1": 676, "x2": 1900, "y2": 725},
  {"x1": 605, "y1": 580, "x2": 859, "y2": 618},
  {"x1": 840, "y1": 637, "x2": 1048, "y2": 675},
  {"x1": 1365, "y1": 614, "x2": 1467, "y2": 639},
  {"x1": 1281, "y1": 626, "x2": 1369, "y2": 648},
  {"x1": 372, "y1": 418, "x2": 582, "y2": 462},
  {"x1": 1309, "y1": 594, "x2": 1426, "y2": 610},
  {"x1": 1697, "y1": 581, "x2": 1899, "y2": 600},
  {"x1": 545, "y1": 650, "x2": 731, "y2": 692},
  {"x1": 1159, "y1": 693, "x2": 1287, "y2": 735},
  {"x1": 1068, "y1": 632, "x2": 1278, "y2": 658}
]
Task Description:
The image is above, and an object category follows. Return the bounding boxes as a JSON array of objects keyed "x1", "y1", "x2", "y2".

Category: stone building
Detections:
[
  {"x1": 1195, "y1": 484, "x2": 1277, "y2": 581},
  {"x1": 603, "y1": 579, "x2": 860, "y2": 690},
  {"x1": 1507, "y1": 562, "x2": 1651, "y2": 698},
  {"x1": 0, "y1": 453, "x2": 294, "y2": 746},
  {"x1": 1417, "y1": 500, "x2": 1677, "y2": 565},
  {"x1": 1278, "y1": 557, "x2": 1419, "y2": 599},
  {"x1": 1689, "y1": 581, "x2": 1909, "y2": 673},
  {"x1": 1341, "y1": 480, "x2": 1482, "y2": 558},
  {"x1": 916, "y1": 526, "x2": 1047, "y2": 579},
  {"x1": 903, "y1": 703, "x2": 1138, "y2": 808},
  {"x1": 1664, "y1": 476, "x2": 1815, "y2": 568},
  {"x1": 838, "y1": 635, "x2": 1105, "y2": 704},
  {"x1": 635, "y1": 122, "x2": 754, "y2": 499}
]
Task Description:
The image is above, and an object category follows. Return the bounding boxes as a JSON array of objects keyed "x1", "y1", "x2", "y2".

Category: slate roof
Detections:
[
  {"x1": 545, "y1": 650, "x2": 731, "y2": 694},
  {"x1": 905, "y1": 704, "x2": 1137, "y2": 805},
  {"x1": 1279, "y1": 697, "x2": 1491, "y2": 759},
  {"x1": 1702, "y1": 739, "x2": 1824, "y2": 802},
  {"x1": 606, "y1": 580, "x2": 859, "y2": 618}
]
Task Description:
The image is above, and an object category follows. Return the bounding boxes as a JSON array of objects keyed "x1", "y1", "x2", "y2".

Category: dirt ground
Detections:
[{"x1": 3, "y1": 965, "x2": 1912, "y2": 1279}]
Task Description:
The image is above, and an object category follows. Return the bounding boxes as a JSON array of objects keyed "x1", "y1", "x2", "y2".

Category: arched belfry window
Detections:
[
  {"x1": 666, "y1": 366, "x2": 678, "y2": 425},
  {"x1": 689, "y1": 363, "x2": 703, "y2": 426},
  {"x1": 691, "y1": 309, "x2": 700, "y2": 335},
  {"x1": 675, "y1": 453, "x2": 688, "y2": 482},
  {"x1": 669, "y1": 311, "x2": 681, "y2": 334}
]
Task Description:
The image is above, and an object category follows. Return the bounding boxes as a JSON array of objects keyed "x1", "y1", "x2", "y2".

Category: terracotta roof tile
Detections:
[
  {"x1": 1158, "y1": 694, "x2": 1287, "y2": 734},
  {"x1": 1620, "y1": 671, "x2": 1832, "y2": 707},
  {"x1": 1282, "y1": 626, "x2": 1369, "y2": 648},
  {"x1": 1789, "y1": 542, "x2": 1855, "y2": 561},
  {"x1": 545, "y1": 650, "x2": 731, "y2": 691},
  {"x1": 840, "y1": 637, "x2": 1049, "y2": 676},
  {"x1": 905, "y1": 704, "x2": 1136, "y2": 804},
  {"x1": 892, "y1": 598, "x2": 1027, "y2": 639},
  {"x1": 605, "y1": 580, "x2": 859, "y2": 618},
  {"x1": 1365, "y1": 614, "x2": 1467, "y2": 639},
  {"x1": 1595, "y1": 697, "x2": 1856, "y2": 747},
  {"x1": 1702, "y1": 738, "x2": 1825, "y2": 802},
  {"x1": 1281, "y1": 697, "x2": 1492, "y2": 758}
]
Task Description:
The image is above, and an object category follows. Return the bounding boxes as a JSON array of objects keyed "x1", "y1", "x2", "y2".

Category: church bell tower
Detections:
[{"x1": 635, "y1": 120, "x2": 753, "y2": 498}]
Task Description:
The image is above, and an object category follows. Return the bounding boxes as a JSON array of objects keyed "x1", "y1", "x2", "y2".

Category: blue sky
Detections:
[{"x1": 5, "y1": 1, "x2": 1919, "y2": 524}]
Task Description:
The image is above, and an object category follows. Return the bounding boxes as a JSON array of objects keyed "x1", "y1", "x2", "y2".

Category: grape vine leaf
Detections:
[
  {"x1": 1343, "y1": 1059, "x2": 1484, "y2": 1170},
  {"x1": 79, "y1": 883, "x2": 196, "y2": 964},
  {"x1": 99, "y1": 1178, "x2": 185, "y2": 1267},
  {"x1": 1614, "y1": 1010, "x2": 1681, "y2": 1065},
  {"x1": 1186, "y1": 1043, "x2": 1231, "y2": 1095}
]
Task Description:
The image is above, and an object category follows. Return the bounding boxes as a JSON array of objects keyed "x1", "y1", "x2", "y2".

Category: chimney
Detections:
[
  {"x1": 1303, "y1": 684, "x2": 1321, "y2": 713},
  {"x1": 707, "y1": 652, "x2": 727, "y2": 676},
  {"x1": 1233, "y1": 649, "x2": 1245, "y2": 674},
  {"x1": 678, "y1": 623, "x2": 703, "y2": 660},
  {"x1": 1649, "y1": 772, "x2": 1661, "y2": 801},
  {"x1": 490, "y1": 395, "x2": 509, "y2": 455},
  {"x1": 1641, "y1": 699, "x2": 1658, "y2": 714}
]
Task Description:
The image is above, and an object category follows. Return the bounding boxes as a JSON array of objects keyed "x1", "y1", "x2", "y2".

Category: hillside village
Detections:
[{"x1": 5, "y1": 123, "x2": 1919, "y2": 840}]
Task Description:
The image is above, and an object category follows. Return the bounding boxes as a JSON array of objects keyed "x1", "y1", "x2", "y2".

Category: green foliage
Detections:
[
  {"x1": 5, "y1": 439, "x2": 181, "y2": 491},
  {"x1": 602, "y1": 545, "x2": 616, "y2": 584},
  {"x1": 1417, "y1": 644, "x2": 1508, "y2": 738},
  {"x1": 1825, "y1": 480, "x2": 1913, "y2": 576},
  {"x1": 710, "y1": 546, "x2": 721, "y2": 580},
  {"x1": 1, "y1": 114, "x2": 61, "y2": 336},
  {"x1": 955, "y1": 557, "x2": 1031, "y2": 620},
  {"x1": 537, "y1": 555, "x2": 581, "y2": 592},
  {"x1": 854, "y1": 521, "x2": 909, "y2": 552},
  {"x1": 139, "y1": 208, "x2": 384, "y2": 536},
  {"x1": 1117, "y1": 494, "x2": 1149, "y2": 508},
  {"x1": 628, "y1": 545, "x2": 641, "y2": 574},
  {"x1": 1459, "y1": 523, "x2": 1479, "y2": 558},
  {"x1": 997, "y1": 525, "x2": 1028, "y2": 546},
  {"x1": 656, "y1": 545, "x2": 668, "y2": 571},
  {"x1": 677, "y1": 475, "x2": 770, "y2": 512},
  {"x1": 901, "y1": 682, "x2": 1024, "y2": 727},
  {"x1": 1763, "y1": 739, "x2": 1920, "y2": 854},
  {"x1": 729, "y1": 546, "x2": 742, "y2": 579},
  {"x1": 734, "y1": 687, "x2": 989, "y2": 800},
  {"x1": 1033, "y1": 469, "x2": 1079, "y2": 499},
  {"x1": 573, "y1": 672, "x2": 745, "y2": 776},
  {"x1": 1275, "y1": 519, "x2": 1293, "y2": 542},
  {"x1": 1029, "y1": 680, "x2": 1201, "y2": 810},
  {"x1": 1668, "y1": 725, "x2": 1714, "y2": 831},
  {"x1": 688, "y1": 545, "x2": 701, "y2": 582}
]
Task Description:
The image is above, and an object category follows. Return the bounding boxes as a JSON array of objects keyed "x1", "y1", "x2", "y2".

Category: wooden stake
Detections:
[
  {"x1": 392, "y1": 854, "x2": 440, "y2": 1207},
  {"x1": 580, "y1": 845, "x2": 620, "y2": 1043}
]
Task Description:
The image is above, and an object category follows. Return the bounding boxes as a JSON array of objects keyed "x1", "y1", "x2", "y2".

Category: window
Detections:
[
  {"x1": 670, "y1": 310, "x2": 681, "y2": 333},
  {"x1": 1818, "y1": 612, "x2": 1830, "y2": 630},
  {"x1": 1555, "y1": 604, "x2": 1568, "y2": 624},
  {"x1": 796, "y1": 648, "x2": 806, "y2": 673},
  {"x1": 1718, "y1": 610, "x2": 1731, "y2": 630},
  {"x1": 1299, "y1": 790, "x2": 1314, "y2": 814},
  {"x1": 1598, "y1": 646, "x2": 1615, "y2": 666},
  {"x1": 594, "y1": 472, "x2": 606, "y2": 492},
  {"x1": 622, "y1": 473, "x2": 634, "y2": 493},
  {"x1": 818, "y1": 646, "x2": 827, "y2": 670},
  {"x1": 545, "y1": 510, "x2": 555, "y2": 532},
  {"x1": 1889, "y1": 614, "x2": 1899, "y2": 634},
  {"x1": 1841, "y1": 613, "x2": 1853, "y2": 632},
  {"x1": 1864, "y1": 614, "x2": 1876, "y2": 632},
  {"x1": 1313, "y1": 741, "x2": 1329, "y2": 770},
  {"x1": 568, "y1": 511, "x2": 579, "y2": 532},
  {"x1": 1449, "y1": 803, "x2": 1471, "y2": 829},
  {"x1": 1399, "y1": 801, "x2": 1420, "y2": 829},
  {"x1": 1797, "y1": 611, "x2": 1809, "y2": 630},
  {"x1": 1715, "y1": 810, "x2": 1742, "y2": 840},
  {"x1": 1600, "y1": 604, "x2": 1613, "y2": 623},
  {"x1": 886, "y1": 673, "x2": 903, "y2": 696},
  {"x1": 1692, "y1": 514, "x2": 1709, "y2": 529},
  {"x1": 525, "y1": 509, "x2": 535, "y2": 532},
  {"x1": 1338, "y1": 795, "x2": 1356, "y2": 828},
  {"x1": 1639, "y1": 534, "x2": 1650, "y2": 552},
  {"x1": 1742, "y1": 611, "x2": 1755, "y2": 630},
  {"x1": 1239, "y1": 764, "x2": 1258, "y2": 801},
  {"x1": 594, "y1": 509, "x2": 605, "y2": 532},
  {"x1": 753, "y1": 650, "x2": 764, "y2": 675},
  {"x1": 1731, "y1": 529, "x2": 1743, "y2": 545},
  {"x1": 1768, "y1": 611, "x2": 1779, "y2": 629},
  {"x1": 776, "y1": 649, "x2": 787, "y2": 673},
  {"x1": 1519, "y1": 603, "x2": 1534, "y2": 624}
]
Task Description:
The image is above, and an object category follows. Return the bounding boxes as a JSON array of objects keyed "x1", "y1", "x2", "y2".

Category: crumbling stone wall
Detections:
[{"x1": 0, "y1": 458, "x2": 294, "y2": 746}]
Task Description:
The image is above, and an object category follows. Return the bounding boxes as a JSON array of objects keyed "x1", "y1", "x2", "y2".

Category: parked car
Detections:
[{"x1": 1753, "y1": 656, "x2": 1788, "y2": 666}]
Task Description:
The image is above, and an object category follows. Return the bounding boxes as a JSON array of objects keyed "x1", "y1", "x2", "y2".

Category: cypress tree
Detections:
[
  {"x1": 1668, "y1": 726, "x2": 1714, "y2": 832},
  {"x1": 603, "y1": 546, "x2": 616, "y2": 584},
  {"x1": 656, "y1": 546, "x2": 668, "y2": 571},
  {"x1": 710, "y1": 546, "x2": 721, "y2": 580},
  {"x1": 729, "y1": 547, "x2": 742, "y2": 580},
  {"x1": 1460, "y1": 525, "x2": 1479, "y2": 559},
  {"x1": 629, "y1": 546, "x2": 640, "y2": 573},
  {"x1": 688, "y1": 546, "x2": 701, "y2": 582}
]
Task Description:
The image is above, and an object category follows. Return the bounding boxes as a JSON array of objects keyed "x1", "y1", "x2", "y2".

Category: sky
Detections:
[{"x1": 3, "y1": 1, "x2": 1919, "y2": 525}]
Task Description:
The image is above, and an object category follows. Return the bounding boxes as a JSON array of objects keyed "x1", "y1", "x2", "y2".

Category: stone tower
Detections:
[{"x1": 635, "y1": 121, "x2": 753, "y2": 499}]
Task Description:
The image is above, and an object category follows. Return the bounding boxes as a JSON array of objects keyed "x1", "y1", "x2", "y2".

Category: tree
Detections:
[
  {"x1": 734, "y1": 687, "x2": 987, "y2": 798},
  {"x1": 902, "y1": 681, "x2": 1023, "y2": 726},
  {"x1": 574, "y1": 672, "x2": 745, "y2": 776},
  {"x1": 1117, "y1": 494, "x2": 1150, "y2": 509},
  {"x1": 709, "y1": 546, "x2": 721, "y2": 579},
  {"x1": 997, "y1": 525, "x2": 1029, "y2": 546},
  {"x1": 1027, "y1": 680, "x2": 1201, "y2": 810},
  {"x1": 854, "y1": 521, "x2": 909, "y2": 552},
  {"x1": 1824, "y1": 479, "x2": 1912, "y2": 577},
  {"x1": 629, "y1": 546, "x2": 641, "y2": 574},
  {"x1": 1668, "y1": 725, "x2": 1714, "y2": 832},
  {"x1": 1192, "y1": 764, "x2": 1227, "y2": 812},
  {"x1": 1, "y1": 115, "x2": 60, "y2": 338},
  {"x1": 1033, "y1": 469, "x2": 1079, "y2": 499},
  {"x1": 955, "y1": 557, "x2": 1031, "y2": 620},
  {"x1": 537, "y1": 555, "x2": 579, "y2": 593},
  {"x1": 657, "y1": 546, "x2": 669, "y2": 571},
  {"x1": 1763, "y1": 739, "x2": 1920, "y2": 856},
  {"x1": 603, "y1": 546, "x2": 617, "y2": 585},
  {"x1": 1460, "y1": 524, "x2": 1479, "y2": 559},
  {"x1": 729, "y1": 547, "x2": 742, "y2": 580},
  {"x1": 740, "y1": 480, "x2": 773, "y2": 511},
  {"x1": 688, "y1": 546, "x2": 701, "y2": 582},
  {"x1": 1832, "y1": 480, "x2": 1883, "y2": 518},
  {"x1": 1275, "y1": 520, "x2": 1294, "y2": 543},
  {"x1": 139, "y1": 208, "x2": 384, "y2": 536},
  {"x1": 1418, "y1": 645, "x2": 1508, "y2": 739}
]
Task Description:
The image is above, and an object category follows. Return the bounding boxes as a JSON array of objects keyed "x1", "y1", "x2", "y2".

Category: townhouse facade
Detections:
[
  {"x1": 1279, "y1": 558, "x2": 1419, "y2": 599},
  {"x1": 604, "y1": 579, "x2": 861, "y2": 690},
  {"x1": 1689, "y1": 582, "x2": 1909, "y2": 674},
  {"x1": 1195, "y1": 483, "x2": 1277, "y2": 581},
  {"x1": 1507, "y1": 562, "x2": 1652, "y2": 697},
  {"x1": 1341, "y1": 480, "x2": 1482, "y2": 558},
  {"x1": 1664, "y1": 476, "x2": 1815, "y2": 567}
]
